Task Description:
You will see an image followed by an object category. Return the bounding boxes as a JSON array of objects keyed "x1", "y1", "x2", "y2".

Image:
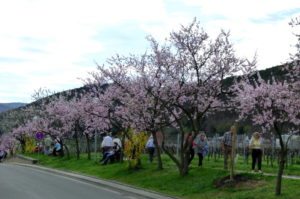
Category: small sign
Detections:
[{"x1": 36, "y1": 131, "x2": 44, "y2": 140}]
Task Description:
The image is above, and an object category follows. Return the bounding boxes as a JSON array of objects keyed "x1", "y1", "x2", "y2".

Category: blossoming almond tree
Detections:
[
  {"x1": 113, "y1": 81, "x2": 169, "y2": 169},
  {"x1": 45, "y1": 96, "x2": 98, "y2": 160},
  {"x1": 0, "y1": 134, "x2": 16, "y2": 155},
  {"x1": 84, "y1": 76, "x2": 166, "y2": 168},
  {"x1": 236, "y1": 74, "x2": 300, "y2": 196},
  {"x1": 88, "y1": 19, "x2": 255, "y2": 175},
  {"x1": 11, "y1": 119, "x2": 37, "y2": 153},
  {"x1": 139, "y1": 20, "x2": 254, "y2": 175}
]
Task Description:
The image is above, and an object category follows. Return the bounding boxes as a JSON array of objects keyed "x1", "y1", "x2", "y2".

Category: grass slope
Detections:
[{"x1": 23, "y1": 153, "x2": 300, "y2": 199}]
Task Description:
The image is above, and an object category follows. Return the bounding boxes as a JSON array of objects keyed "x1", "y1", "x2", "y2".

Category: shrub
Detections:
[
  {"x1": 123, "y1": 128, "x2": 147, "y2": 170},
  {"x1": 24, "y1": 136, "x2": 36, "y2": 153}
]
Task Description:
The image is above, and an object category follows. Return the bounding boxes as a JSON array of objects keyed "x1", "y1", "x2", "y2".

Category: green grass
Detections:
[
  {"x1": 203, "y1": 155, "x2": 300, "y2": 176},
  {"x1": 22, "y1": 153, "x2": 300, "y2": 199}
]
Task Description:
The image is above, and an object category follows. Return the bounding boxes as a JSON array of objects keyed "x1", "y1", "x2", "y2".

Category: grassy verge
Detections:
[
  {"x1": 22, "y1": 153, "x2": 300, "y2": 199},
  {"x1": 204, "y1": 155, "x2": 300, "y2": 176}
]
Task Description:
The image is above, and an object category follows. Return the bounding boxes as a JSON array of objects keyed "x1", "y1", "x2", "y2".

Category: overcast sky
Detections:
[{"x1": 0, "y1": 0, "x2": 299, "y2": 103}]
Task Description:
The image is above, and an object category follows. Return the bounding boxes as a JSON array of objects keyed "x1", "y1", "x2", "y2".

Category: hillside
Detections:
[
  {"x1": 0, "y1": 86, "x2": 92, "y2": 135},
  {"x1": 0, "y1": 103, "x2": 26, "y2": 113}
]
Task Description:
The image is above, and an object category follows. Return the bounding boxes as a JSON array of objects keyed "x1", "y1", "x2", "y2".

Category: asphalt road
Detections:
[{"x1": 0, "y1": 163, "x2": 141, "y2": 199}]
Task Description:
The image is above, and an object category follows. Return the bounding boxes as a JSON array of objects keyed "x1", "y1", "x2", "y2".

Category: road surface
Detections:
[{"x1": 0, "y1": 163, "x2": 143, "y2": 199}]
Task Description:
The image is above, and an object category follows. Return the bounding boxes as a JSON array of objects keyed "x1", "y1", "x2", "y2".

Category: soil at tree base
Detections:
[{"x1": 214, "y1": 174, "x2": 262, "y2": 189}]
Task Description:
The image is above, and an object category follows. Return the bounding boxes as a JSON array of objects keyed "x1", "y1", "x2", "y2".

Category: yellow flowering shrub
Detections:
[
  {"x1": 123, "y1": 128, "x2": 147, "y2": 169},
  {"x1": 24, "y1": 136, "x2": 36, "y2": 153}
]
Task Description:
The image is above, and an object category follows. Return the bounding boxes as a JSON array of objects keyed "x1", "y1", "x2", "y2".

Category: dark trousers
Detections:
[
  {"x1": 101, "y1": 152, "x2": 115, "y2": 165},
  {"x1": 197, "y1": 153, "x2": 203, "y2": 166},
  {"x1": 252, "y1": 149, "x2": 262, "y2": 170},
  {"x1": 147, "y1": 147, "x2": 155, "y2": 162},
  {"x1": 223, "y1": 145, "x2": 232, "y2": 169},
  {"x1": 188, "y1": 148, "x2": 195, "y2": 164},
  {"x1": 53, "y1": 149, "x2": 61, "y2": 156}
]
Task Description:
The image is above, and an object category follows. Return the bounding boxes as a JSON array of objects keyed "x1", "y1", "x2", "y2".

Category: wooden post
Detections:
[{"x1": 230, "y1": 125, "x2": 237, "y2": 181}]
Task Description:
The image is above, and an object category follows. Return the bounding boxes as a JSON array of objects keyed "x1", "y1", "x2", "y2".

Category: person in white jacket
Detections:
[
  {"x1": 146, "y1": 135, "x2": 155, "y2": 162},
  {"x1": 101, "y1": 133, "x2": 113, "y2": 154}
]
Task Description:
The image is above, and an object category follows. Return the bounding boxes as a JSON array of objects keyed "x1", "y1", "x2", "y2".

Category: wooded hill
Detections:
[{"x1": 0, "y1": 103, "x2": 26, "y2": 113}]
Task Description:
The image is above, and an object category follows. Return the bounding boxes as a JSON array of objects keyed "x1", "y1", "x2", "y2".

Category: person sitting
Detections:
[
  {"x1": 52, "y1": 139, "x2": 62, "y2": 156},
  {"x1": 113, "y1": 141, "x2": 121, "y2": 162},
  {"x1": 100, "y1": 142, "x2": 121, "y2": 165},
  {"x1": 100, "y1": 148, "x2": 115, "y2": 165},
  {"x1": 0, "y1": 150, "x2": 7, "y2": 162}
]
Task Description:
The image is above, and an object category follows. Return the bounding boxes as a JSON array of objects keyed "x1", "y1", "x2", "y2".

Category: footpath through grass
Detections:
[{"x1": 22, "y1": 153, "x2": 300, "y2": 199}]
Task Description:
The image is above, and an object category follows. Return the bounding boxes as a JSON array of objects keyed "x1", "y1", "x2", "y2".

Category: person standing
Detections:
[
  {"x1": 194, "y1": 132, "x2": 208, "y2": 167},
  {"x1": 221, "y1": 125, "x2": 236, "y2": 169},
  {"x1": 146, "y1": 135, "x2": 155, "y2": 163},
  {"x1": 101, "y1": 133, "x2": 113, "y2": 154},
  {"x1": 249, "y1": 132, "x2": 263, "y2": 173},
  {"x1": 187, "y1": 133, "x2": 195, "y2": 164},
  {"x1": 44, "y1": 135, "x2": 53, "y2": 155}
]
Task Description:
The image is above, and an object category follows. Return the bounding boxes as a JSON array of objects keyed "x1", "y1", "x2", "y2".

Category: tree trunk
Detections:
[
  {"x1": 175, "y1": 150, "x2": 189, "y2": 176},
  {"x1": 275, "y1": 150, "x2": 286, "y2": 196},
  {"x1": 285, "y1": 154, "x2": 288, "y2": 169},
  {"x1": 230, "y1": 127, "x2": 237, "y2": 181},
  {"x1": 181, "y1": 150, "x2": 190, "y2": 176},
  {"x1": 74, "y1": 130, "x2": 80, "y2": 160},
  {"x1": 180, "y1": 130, "x2": 190, "y2": 176},
  {"x1": 85, "y1": 134, "x2": 91, "y2": 160},
  {"x1": 136, "y1": 158, "x2": 142, "y2": 169},
  {"x1": 271, "y1": 153, "x2": 274, "y2": 167},
  {"x1": 21, "y1": 143, "x2": 25, "y2": 153},
  {"x1": 274, "y1": 123, "x2": 286, "y2": 196},
  {"x1": 214, "y1": 151, "x2": 216, "y2": 161},
  {"x1": 58, "y1": 139, "x2": 65, "y2": 157},
  {"x1": 162, "y1": 139, "x2": 187, "y2": 175},
  {"x1": 179, "y1": 162, "x2": 189, "y2": 176},
  {"x1": 120, "y1": 132, "x2": 126, "y2": 163},
  {"x1": 64, "y1": 143, "x2": 70, "y2": 159},
  {"x1": 152, "y1": 131, "x2": 163, "y2": 170},
  {"x1": 173, "y1": 146, "x2": 190, "y2": 176},
  {"x1": 20, "y1": 138, "x2": 26, "y2": 153}
]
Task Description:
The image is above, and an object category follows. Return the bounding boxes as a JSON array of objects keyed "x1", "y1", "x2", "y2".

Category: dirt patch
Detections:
[{"x1": 214, "y1": 174, "x2": 264, "y2": 189}]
